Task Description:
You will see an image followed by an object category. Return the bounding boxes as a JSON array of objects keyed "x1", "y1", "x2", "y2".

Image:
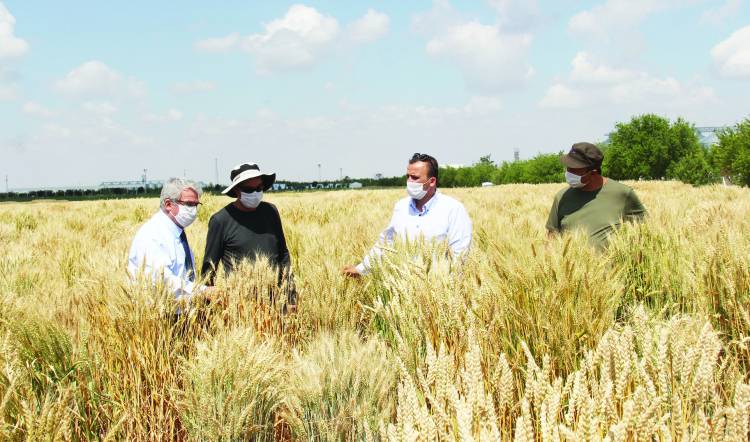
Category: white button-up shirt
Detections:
[
  {"x1": 356, "y1": 191, "x2": 472, "y2": 274},
  {"x1": 127, "y1": 210, "x2": 197, "y2": 299}
]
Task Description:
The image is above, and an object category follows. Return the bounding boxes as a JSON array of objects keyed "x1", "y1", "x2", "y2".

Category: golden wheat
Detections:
[{"x1": 0, "y1": 181, "x2": 748, "y2": 440}]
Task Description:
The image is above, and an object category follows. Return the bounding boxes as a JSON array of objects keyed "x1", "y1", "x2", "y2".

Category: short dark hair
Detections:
[{"x1": 409, "y1": 153, "x2": 439, "y2": 182}]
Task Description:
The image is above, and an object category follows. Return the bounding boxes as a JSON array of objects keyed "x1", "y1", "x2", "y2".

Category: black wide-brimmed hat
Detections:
[{"x1": 221, "y1": 163, "x2": 276, "y2": 195}]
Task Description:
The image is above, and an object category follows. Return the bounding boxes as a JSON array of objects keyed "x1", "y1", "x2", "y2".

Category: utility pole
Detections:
[
  {"x1": 513, "y1": 148, "x2": 520, "y2": 162},
  {"x1": 339, "y1": 168, "x2": 343, "y2": 180},
  {"x1": 214, "y1": 157, "x2": 219, "y2": 185},
  {"x1": 317, "y1": 163, "x2": 322, "y2": 181},
  {"x1": 4, "y1": 174, "x2": 8, "y2": 193}
]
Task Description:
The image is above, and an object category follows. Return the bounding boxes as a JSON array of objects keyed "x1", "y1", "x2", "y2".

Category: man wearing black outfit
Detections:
[{"x1": 202, "y1": 163, "x2": 296, "y2": 311}]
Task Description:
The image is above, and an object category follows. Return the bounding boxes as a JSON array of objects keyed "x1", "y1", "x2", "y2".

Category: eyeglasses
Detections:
[{"x1": 175, "y1": 199, "x2": 202, "y2": 208}]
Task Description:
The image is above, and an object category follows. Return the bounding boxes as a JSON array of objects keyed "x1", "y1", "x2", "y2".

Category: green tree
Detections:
[
  {"x1": 438, "y1": 166, "x2": 458, "y2": 187},
  {"x1": 472, "y1": 155, "x2": 497, "y2": 185},
  {"x1": 493, "y1": 161, "x2": 520, "y2": 184},
  {"x1": 666, "y1": 148, "x2": 718, "y2": 186},
  {"x1": 603, "y1": 114, "x2": 702, "y2": 180},
  {"x1": 521, "y1": 153, "x2": 564, "y2": 184},
  {"x1": 711, "y1": 119, "x2": 750, "y2": 186}
]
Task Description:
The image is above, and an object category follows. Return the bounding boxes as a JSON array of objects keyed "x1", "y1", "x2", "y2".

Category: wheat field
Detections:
[{"x1": 1, "y1": 181, "x2": 749, "y2": 441}]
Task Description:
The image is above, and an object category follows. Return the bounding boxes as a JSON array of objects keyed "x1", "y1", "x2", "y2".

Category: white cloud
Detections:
[
  {"x1": 413, "y1": 1, "x2": 533, "y2": 93},
  {"x1": 464, "y1": 95, "x2": 502, "y2": 115},
  {"x1": 425, "y1": 20, "x2": 533, "y2": 93},
  {"x1": 195, "y1": 5, "x2": 388, "y2": 74},
  {"x1": 144, "y1": 108, "x2": 184, "y2": 123},
  {"x1": 22, "y1": 101, "x2": 55, "y2": 118},
  {"x1": 568, "y1": 0, "x2": 673, "y2": 38},
  {"x1": 0, "y1": 2, "x2": 28, "y2": 60},
  {"x1": 487, "y1": 0, "x2": 541, "y2": 31},
  {"x1": 0, "y1": 81, "x2": 15, "y2": 100},
  {"x1": 539, "y1": 84, "x2": 583, "y2": 109},
  {"x1": 241, "y1": 4, "x2": 339, "y2": 73},
  {"x1": 700, "y1": 0, "x2": 742, "y2": 26},
  {"x1": 711, "y1": 26, "x2": 750, "y2": 78},
  {"x1": 413, "y1": 0, "x2": 462, "y2": 35},
  {"x1": 367, "y1": 95, "x2": 504, "y2": 126},
  {"x1": 172, "y1": 80, "x2": 216, "y2": 94},
  {"x1": 55, "y1": 61, "x2": 145, "y2": 98},
  {"x1": 194, "y1": 33, "x2": 239, "y2": 53},
  {"x1": 539, "y1": 51, "x2": 715, "y2": 109},
  {"x1": 569, "y1": 52, "x2": 636, "y2": 84},
  {"x1": 347, "y1": 9, "x2": 389, "y2": 43},
  {"x1": 41, "y1": 123, "x2": 72, "y2": 139},
  {"x1": 82, "y1": 101, "x2": 117, "y2": 116}
]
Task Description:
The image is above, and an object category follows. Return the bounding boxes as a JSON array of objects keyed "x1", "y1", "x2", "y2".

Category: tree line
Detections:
[
  {"x1": 2, "y1": 114, "x2": 749, "y2": 201},
  {"x1": 437, "y1": 114, "x2": 750, "y2": 188}
]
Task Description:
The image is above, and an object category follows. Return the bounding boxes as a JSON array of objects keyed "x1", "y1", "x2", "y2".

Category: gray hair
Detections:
[{"x1": 160, "y1": 177, "x2": 203, "y2": 208}]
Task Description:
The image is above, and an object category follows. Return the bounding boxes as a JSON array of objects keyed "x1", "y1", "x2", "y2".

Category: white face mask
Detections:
[
  {"x1": 240, "y1": 191, "x2": 263, "y2": 209},
  {"x1": 174, "y1": 204, "x2": 198, "y2": 228},
  {"x1": 565, "y1": 171, "x2": 588, "y2": 188},
  {"x1": 406, "y1": 180, "x2": 428, "y2": 200}
]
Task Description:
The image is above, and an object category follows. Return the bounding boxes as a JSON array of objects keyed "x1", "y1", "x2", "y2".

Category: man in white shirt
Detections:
[
  {"x1": 343, "y1": 153, "x2": 473, "y2": 277},
  {"x1": 128, "y1": 177, "x2": 205, "y2": 300}
]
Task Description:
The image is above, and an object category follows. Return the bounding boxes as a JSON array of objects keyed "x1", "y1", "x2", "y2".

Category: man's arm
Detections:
[
  {"x1": 128, "y1": 236, "x2": 196, "y2": 300},
  {"x1": 545, "y1": 194, "x2": 561, "y2": 235},
  {"x1": 271, "y1": 204, "x2": 296, "y2": 306},
  {"x1": 271, "y1": 205, "x2": 291, "y2": 270},
  {"x1": 344, "y1": 203, "x2": 399, "y2": 277},
  {"x1": 201, "y1": 215, "x2": 224, "y2": 286},
  {"x1": 624, "y1": 189, "x2": 647, "y2": 222},
  {"x1": 353, "y1": 224, "x2": 396, "y2": 275}
]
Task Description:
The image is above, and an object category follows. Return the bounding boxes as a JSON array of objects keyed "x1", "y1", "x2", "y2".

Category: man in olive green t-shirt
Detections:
[{"x1": 546, "y1": 142, "x2": 646, "y2": 249}]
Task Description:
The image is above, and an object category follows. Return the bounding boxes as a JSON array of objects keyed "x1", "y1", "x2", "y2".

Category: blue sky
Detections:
[{"x1": 1, "y1": 0, "x2": 749, "y2": 188}]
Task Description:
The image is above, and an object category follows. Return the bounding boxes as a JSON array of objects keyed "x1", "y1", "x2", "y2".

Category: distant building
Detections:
[
  {"x1": 602, "y1": 126, "x2": 728, "y2": 147},
  {"x1": 99, "y1": 180, "x2": 164, "y2": 190},
  {"x1": 695, "y1": 127, "x2": 727, "y2": 147},
  {"x1": 349, "y1": 182, "x2": 363, "y2": 189},
  {"x1": 271, "y1": 183, "x2": 287, "y2": 191},
  {"x1": 481, "y1": 182, "x2": 494, "y2": 187}
]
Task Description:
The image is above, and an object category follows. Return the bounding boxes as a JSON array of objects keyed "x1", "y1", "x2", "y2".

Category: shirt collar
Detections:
[
  {"x1": 409, "y1": 190, "x2": 440, "y2": 215},
  {"x1": 157, "y1": 209, "x2": 184, "y2": 238}
]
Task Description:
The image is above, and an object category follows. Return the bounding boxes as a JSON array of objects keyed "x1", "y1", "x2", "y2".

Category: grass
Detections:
[{"x1": 0, "y1": 181, "x2": 748, "y2": 440}]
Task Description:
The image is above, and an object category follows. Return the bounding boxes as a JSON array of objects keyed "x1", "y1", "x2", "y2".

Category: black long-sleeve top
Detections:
[{"x1": 201, "y1": 202, "x2": 293, "y2": 298}]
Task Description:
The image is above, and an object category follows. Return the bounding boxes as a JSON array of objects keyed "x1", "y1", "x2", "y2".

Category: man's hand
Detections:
[
  {"x1": 342, "y1": 265, "x2": 362, "y2": 278},
  {"x1": 201, "y1": 287, "x2": 227, "y2": 308}
]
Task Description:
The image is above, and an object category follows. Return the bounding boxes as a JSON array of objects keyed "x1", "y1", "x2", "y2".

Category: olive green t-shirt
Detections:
[{"x1": 546, "y1": 180, "x2": 646, "y2": 248}]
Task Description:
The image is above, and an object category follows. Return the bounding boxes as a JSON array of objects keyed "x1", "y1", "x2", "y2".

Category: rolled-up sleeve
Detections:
[
  {"x1": 624, "y1": 189, "x2": 647, "y2": 222},
  {"x1": 355, "y1": 204, "x2": 398, "y2": 275},
  {"x1": 447, "y1": 204, "x2": 472, "y2": 258}
]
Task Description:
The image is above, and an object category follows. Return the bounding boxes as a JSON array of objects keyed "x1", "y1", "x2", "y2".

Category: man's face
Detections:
[
  {"x1": 566, "y1": 167, "x2": 594, "y2": 184},
  {"x1": 164, "y1": 188, "x2": 199, "y2": 217},
  {"x1": 234, "y1": 177, "x2": 263, "y2": 197},
  {"x1": 407, "y1": 161, "x2": 436, "y2": 188}
]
